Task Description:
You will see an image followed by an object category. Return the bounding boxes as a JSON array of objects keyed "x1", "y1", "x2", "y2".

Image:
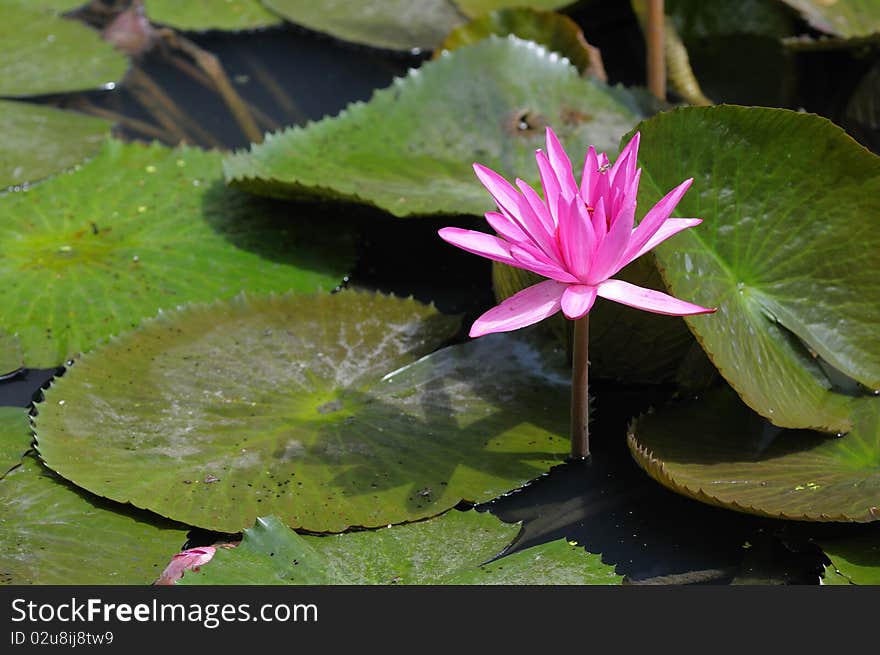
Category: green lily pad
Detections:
[
  {"x1": 143, "y1": 0, "x2": 283, "y2": 32},
  {"x1": 0, "y1": 139, "x2": 354, "y2": 369},
  {"x1": 0, "y1": 100, "x2": 111, "y2": 190},
  {"x1": 17, "y1": 1, "x2": 87, "y2": 12},
  {"x1": 632, "y1": 106, "x2": 880, "y2": 432},
  {"x1": 455, "y1": 0, "x2": 573, "y2": 17},
  {"x1": 0, "y1": 0, "x2": 128, "y2": 98},
  {"x1": 628, "y1": 385, "x2": 880, "y2": 522},
  {"x1": 0, "y1": 407, "x2": 31, "y2": 478},
  {"x1": 35, "y1": 291, "x2": 570, "y2": 533},
  {"x1": 224, "y1": 36, "x2": 643, "y2": 216},
  {"x1": 438, "y1": 7, "x2": 606, "y2": 79},
  {"x1": 0, "y1": 332, "x2": 24, "y2": 379},
  {"x1": 261, "y1": 1, "x2": 574, "y2": 51},
  {"x1": 262, "y1": 0, "x2": 464, "y2": 51},
  {"x1": 178, "y1": 512, "x2": 621, "y2": 584},
  {"x1": 0, "y1": 454, "x2": 189, "y2": 585},
  {"x1": 819, "y1": 528, "x2": 880, "y2": 584},
  {"x1": 780, "y1": 0, "x2": 880, "y2": 39},
  {"x1": 666, "y1": 0, "x2": 795, "y2": 40}
]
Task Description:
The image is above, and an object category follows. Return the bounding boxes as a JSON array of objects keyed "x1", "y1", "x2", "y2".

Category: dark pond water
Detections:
[{"x1": 11, "y1": 1, "x2": 877, "y2": 584}]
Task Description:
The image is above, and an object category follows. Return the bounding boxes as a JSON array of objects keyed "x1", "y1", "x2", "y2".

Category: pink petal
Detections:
[
  {"x1": 589, "y1": 191, "x2": 607, "y2": 241},
  {"x1": 610, "y1": 132, "x2": 640, "y2": 188},
  {"x1": 154, "y1": 546, "x2": 217, "y2": 585},
  {"x1": 545, "y1": 127, "x2": 579, "y2": 197},
  {"x1": 438, "y1": 227, "x2": 519, "y2": 267},
  {"x1": 579, "y1": 146, "x2": 600, "y2": 205},
  {"x1": 596, "y1": 279, "x2": 715, "y2": 316},
  {"x1": 473, "y1": 165, "x2": 558, "y2": 260},
  {"x1": 473, "y1": 163, "x2": 521, "y2": 216},
  {"x1": 628, "y1": 178, "x2": 693, "y2": 257},
  {"x1": 470, "y1": 280, "x2": 566, "y2": 337},
  {"x1": 485, "y1": 211, "x2": 529, "y2": 246},
  {"x1": 510, "y1": 245, "x2": 580, "y2": 283},
  {"x1": 561, "y1": 284, "x2": 598, "y2": 319},
  {"x1": 536, "y1": 149, "x2": 562, "y2": 225},
  {"x1": 617, "y1": 218, "x2": 703, "y2": 272},
  {"x1": 557, "y1": 194, "x2": 596, "y2": 280},
  {"x1": 588, "y1": 174, "x2": 639, "y2": 284},
  {"x1": 516, "y1": 178, "x2": 559, "y2": 243}
]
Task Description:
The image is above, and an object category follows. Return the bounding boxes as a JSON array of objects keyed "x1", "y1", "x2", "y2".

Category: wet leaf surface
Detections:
[
  {"x1": 781, "y1": 0, "x2": 880, "y2": 39},
  {"x1": 143, "y1": 0, "x2": 283, "y2": 32},
  {"x1": 0, "y1": 454, "x2": 188, "y2": 584},
  {"x1": 177, "y1": 511, "x2": 621, "y2": 584},
  {"x1": 0, "y1": 99, "x2": 110, "y2": 190},
  {"x1": 0, "y1": 0, "x2": 128, "y2": 98},
  {"x1": 0, "y1": 407, "x2": 31, "y2": 478},
  {"x1": 633, "y1": 106, "x2": 880, "y2": 432},
  {"x1": 35, "y1": 291, "x2": 572, "y2": 533},
  {"x1": 0, "y1": 139, "x2": 355, "y2": 368},
  {"x1": 0, "y1": 332, "x2": 24, "y2": 380},
  {"x1": 818, "y1": 525, "x2": 880, "y2": 584},
  {"x1": 628, "y1": 385, "x2": 880, "y2": 522}
]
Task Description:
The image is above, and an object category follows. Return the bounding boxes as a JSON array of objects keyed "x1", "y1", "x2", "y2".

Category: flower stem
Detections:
[
  {"x1": 646, "y1": 0, "x2": 666, "y2": 101},
  {"x1": 570, "y1": 316, "x2": 590, "y2": 460}
]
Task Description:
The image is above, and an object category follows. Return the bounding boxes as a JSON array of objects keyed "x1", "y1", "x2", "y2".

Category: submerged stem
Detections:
[{"x1": 570, "y1": 316, "x2": 590, "y2": 460}]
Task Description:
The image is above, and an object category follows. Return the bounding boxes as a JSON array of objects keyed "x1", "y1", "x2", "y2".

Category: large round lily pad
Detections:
[
  {"x1": 143, "y1": 0, "x2": 283, "y2": 32},
  {"x1": 628, "y1": 385, "x2": 880, "y2": 522},
  {"x1": 0, "y1": 139, "x2": 354, "y2": 368},
  {"x1": 262, "y1": 1, "x2": 574, "y2": 51},
  {"x1": 0, "y1": 0, "x2": 128, "y2": 98},
  {"x1": 178, "y1": 511, "x2": 621, "y2": 584},
  {"x1": 0, "y1": 99, "x2": 110, "y2": 190},
  {"x1": 632, "y1": 106, "x2": 880, "y2": 432},
  {"x1": 0, "y1": 454, "x2": 189, "y2": 584},
  {"x1": 224, "y1": 36, "x2": 644, "y2": 216},
  {"x1": 0, "y1": 407, "x2": 31, "y2": 478},
  {"x1": 819, "y1": 528, "x2": 880, "y2": 584},
  {"x1": 35, "y1": 291, "x2": 570, "y2": 533},
  {"x1": 780, "y1": 0, "x2": 879, "y2": 39}
]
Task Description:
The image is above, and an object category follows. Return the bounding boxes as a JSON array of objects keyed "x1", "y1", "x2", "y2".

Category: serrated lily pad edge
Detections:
[{"x1": 626, "y1": 415, "x2": 879, "y2": 524}]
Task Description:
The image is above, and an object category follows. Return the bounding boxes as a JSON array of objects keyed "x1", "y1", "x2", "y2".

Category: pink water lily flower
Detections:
[{"x1": 439, "y1": 128, "x2": 715, "y2": 337}]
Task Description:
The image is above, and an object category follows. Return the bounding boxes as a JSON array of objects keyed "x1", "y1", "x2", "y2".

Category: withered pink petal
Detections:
[
  {"x1": 617, "y1": 218, "x2": 703, "y2": 272},
  {"x1": 469, "y1": 280, "x2": 566, "y2": 337},
  {"x1": 154, "y1": 546, "x2": 217, "y2": 585},
  {"x1": 597, "y1": 279, "x2": 715, "y2": 316},
  {"x1": 561, "y1": 284, "x2": 598, "y2": 319}
]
